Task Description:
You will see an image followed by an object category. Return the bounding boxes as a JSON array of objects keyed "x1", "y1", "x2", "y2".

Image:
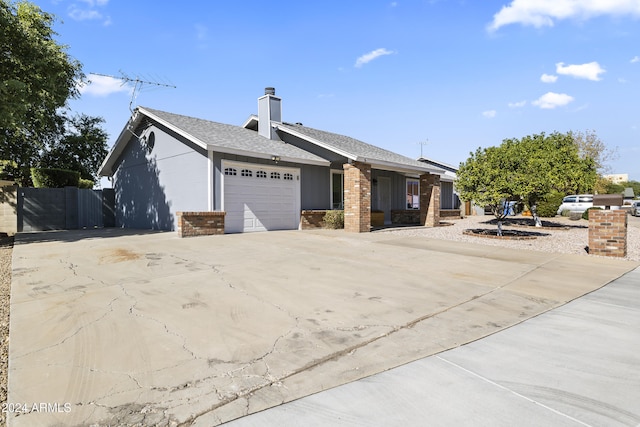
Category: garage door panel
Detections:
[{"x1": 223, "y1": 162, "x2": 300, "y2": 233}]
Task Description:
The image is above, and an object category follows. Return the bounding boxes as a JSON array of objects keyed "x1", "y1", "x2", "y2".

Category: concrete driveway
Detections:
[{"x1": 8, "y1": 228, "x2": 639, "y2": 426}]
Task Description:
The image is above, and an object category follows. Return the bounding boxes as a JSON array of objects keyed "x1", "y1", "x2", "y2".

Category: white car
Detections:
[
  {"x1": 630, "y1": 200, "x2": 640, "y2": 217},
  {"x1": 556, "y1": 194, "x2": 593, "y2": 215}
]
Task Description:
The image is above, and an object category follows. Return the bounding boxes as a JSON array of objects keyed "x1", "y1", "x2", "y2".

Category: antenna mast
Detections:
[
  {"x1": 90, "y1": 71, "x2": 176, "y2": 113},
  {"x1": 418, "y1": 139, "x2": 429, "y2": 158}
]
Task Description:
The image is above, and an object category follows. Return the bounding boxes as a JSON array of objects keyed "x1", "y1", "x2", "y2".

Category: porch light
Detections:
[{"x1": 271, "y1": 155, "x2": 281, "y2": 163}]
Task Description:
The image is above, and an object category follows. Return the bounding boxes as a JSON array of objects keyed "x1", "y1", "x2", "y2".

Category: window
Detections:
[
  {"x1": 407, "y1": 179, "x2": 419, "y2": 209},
  {"x1": 270, "y1": 172, "x2": 281, "y2": 179},
  {"x1": 331, "y1": 172, "x2": 343, "y2": 209},
  {"x1": 241, "y1": 169, "x2": 252, "y2": 177},
  {"x1": 284, "y1": 173, "x2": 294, "y2": 181},
  {"x1": 256, "y1": 170, "x2": 267, "y2": 178},
  {"x1": 224, "y1": 168, "x2": 237, "y2": 176}
]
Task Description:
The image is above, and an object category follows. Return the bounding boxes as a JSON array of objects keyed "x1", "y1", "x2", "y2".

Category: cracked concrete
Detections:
[{"x1": 8, "y1": 228, "x2": 639, "y2": 426}]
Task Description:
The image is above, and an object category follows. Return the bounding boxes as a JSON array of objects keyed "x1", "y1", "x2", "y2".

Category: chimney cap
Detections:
[{"x1": 265, "y1": 87, "x2": 276, "y2": 96}]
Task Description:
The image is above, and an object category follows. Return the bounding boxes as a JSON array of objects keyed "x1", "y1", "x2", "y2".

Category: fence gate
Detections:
[
  {"x1": 17, "y1": 187, "x2": 114, "y2": 232},
  {"x1": 78, "y1": 189, "x2": 103, "y2": 229}
]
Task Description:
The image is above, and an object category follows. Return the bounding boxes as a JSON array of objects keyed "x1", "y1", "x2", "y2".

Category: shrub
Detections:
[
  {"x1": 323, "y1": 210, "x2": 344, "y2": 229},
  {"x1": 78, "y1": 178, "x2": 95, "y2": 189},
  {"x1": 30, "y1": 167, "x2": 80, "y2": 188},
  {"x1": 582, "y1": 207, "x2": 602, "y2": 220},
  {"x1": 536, "y1": 191, "x2": 565, "y2": 217}
]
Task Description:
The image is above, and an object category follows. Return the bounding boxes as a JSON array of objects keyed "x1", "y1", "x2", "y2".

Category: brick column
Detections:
[
  {"x1": 343, "y1": 162, "x2": 371, "y2": 233},
  {"x1": 420, "y1": 173, "x2": 440, "y2": 227},
  {"x1": 588, "y1": 210, "x2": 627, "y2": 257}
]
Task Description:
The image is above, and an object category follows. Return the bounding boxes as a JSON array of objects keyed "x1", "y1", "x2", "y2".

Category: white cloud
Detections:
[
  {"x1": 508, "y1": 100, "x2": 527, "y2": 108},
  {"x1": 68, "y1": 1, "x2": 111, "y2": 25},
  {"x1": 532, "y1": 92, "x2": 574, "y2": 109},
  {"x1": 78, "y1": 74, "x2": 131, "y2": 97},
  {"x1": 540, "y1": 73, "x2": 558, "y2": 83},
  {"x1": 632, "y1": 56, "x2": 640, "y2": 63},
  {"x1": 482, "y1": 110, "x2": 497, "y2": 118},
  {"x1": 488, "y1": 0, "x2": 640, "y2": 32},
  {"x1": 355, "y1": 48, "x2": 395, "y2": 68},
  {"x1": 556, "y1": 61, "x2": 605, "y2": 81}
]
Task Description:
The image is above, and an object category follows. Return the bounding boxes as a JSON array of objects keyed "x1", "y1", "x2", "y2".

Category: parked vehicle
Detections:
[
  {"x1": 630, "y1": 200, "x2": 640, "y2": 217},
  {"x1": 556, "y1": 194, "x2": 593, "y2": 215}
]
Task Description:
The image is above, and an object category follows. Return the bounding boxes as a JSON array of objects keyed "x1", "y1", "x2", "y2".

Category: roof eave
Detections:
[
  {"x1": 362, "y1": 158, "x2": 445, "y2": 175},
  {"x1": 212, "y1": 145, "x2": 329, "y2": 167}
]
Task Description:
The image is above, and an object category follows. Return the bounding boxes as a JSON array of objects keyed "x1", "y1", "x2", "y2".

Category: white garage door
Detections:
[{"x1": 222, "y1": 161, "x2": 301, "y2": 233}]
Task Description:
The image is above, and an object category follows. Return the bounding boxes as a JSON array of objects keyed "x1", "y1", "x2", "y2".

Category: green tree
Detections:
[
  {"x1": 40, "y1": 114, "x2": 109, "y2": 182},
  {"x1": 0, "y1": 0, "x2": 84, "y2": 185},
  {"x1": 456, "y1": 145, "x2": 518, "y2": 235},
  {"x1": 457, "y1": 132, "x2": 596, "y2": 232}
]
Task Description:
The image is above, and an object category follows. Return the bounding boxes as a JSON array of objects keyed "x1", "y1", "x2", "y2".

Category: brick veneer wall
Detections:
[
  {"x1": 343, "y1": 162, "x2": 371, "y2": 233},
  {"x1": 588, "y1": 210, "x2": 627, "y2": 257},
  {"x1": 176, "y1": 211, "x2": 226, "y2": 237},
  {"x1": 300, "y1": 210, "x2": 327, "y2": 229},
  {"x1": 440, "y1": 209, "x2": 462, "y2": 218},
  {"x1": 420, "y1": 173, "x2": 441, "y2": 227},
  {"x1": 391, "y1": 210, "x2": 420, "y2": 224}
]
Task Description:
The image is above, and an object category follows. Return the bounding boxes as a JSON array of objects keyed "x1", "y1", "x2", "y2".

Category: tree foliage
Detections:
[
  {"x1": 0, "y1": 0, "x2": 84, "y2": 185},
  {"x1": 40, "y1": 114, "x2": 109, "y2": 181},
  {"x1": 457, "y1": 132, "x2": 597, "y2": 228}
]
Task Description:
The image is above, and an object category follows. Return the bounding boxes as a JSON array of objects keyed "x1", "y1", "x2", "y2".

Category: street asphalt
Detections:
[{"x1": 7, "y1": 227, "x2": 640, "y2": 426}]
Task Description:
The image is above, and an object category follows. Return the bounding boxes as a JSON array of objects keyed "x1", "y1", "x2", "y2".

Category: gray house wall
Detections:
[
  {"x1": 112, "y1": 124, "x2": 208, "y2": 230},
  {"x1": 371, "y1": 169, "x2": 412, "y2": 210}
]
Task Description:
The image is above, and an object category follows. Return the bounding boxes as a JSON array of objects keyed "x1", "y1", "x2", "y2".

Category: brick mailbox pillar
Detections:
[
  {"x1": 176, "y1": 211, "x2": 226, "y2": 237},
  {"x1": 420, "y1": 173, "x2": 441, "y2": 227},
  {"x1": 343, "y1": 161, "x2": 371, "y2": 233},
  {"x1": 588, "y1": 210, "x2": 627, "y2": 257}
]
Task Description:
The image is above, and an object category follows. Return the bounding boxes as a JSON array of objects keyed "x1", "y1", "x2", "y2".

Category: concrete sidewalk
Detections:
[
  {"x1": 7, "y1": 229, "x2": 639, "y2": 426},
  {"x1": 227, "y1": 266, "x2": 640, "y2": 427}
]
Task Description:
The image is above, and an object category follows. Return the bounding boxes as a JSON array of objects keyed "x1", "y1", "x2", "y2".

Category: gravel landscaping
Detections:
[
  {"x1": 385, "y1": 214, "x2": 640, "y2": 261},
  {"x1": 0, "y1": 234, "x2": 13, "y2": 427}
]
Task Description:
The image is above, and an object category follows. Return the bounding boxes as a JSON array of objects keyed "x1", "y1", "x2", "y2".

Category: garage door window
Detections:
[
  {"x1": 271, "y1": 172, "x2": 281, "y2": 179},
  {"x1": 241, "y1": 169, "x2": 252, "y2": 177},
  {"x1": 224, "y1": 168, "x2": 237, "y2": 176},
  {"x1": 284, "y1": 173, "x2": 293, "y2": 181},
  {"x1": 256, "y1": 171, "x2": 267, "y2": 178}
]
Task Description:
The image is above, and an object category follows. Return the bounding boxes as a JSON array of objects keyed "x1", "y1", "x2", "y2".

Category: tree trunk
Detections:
[
  {"x1": 497, "y1": 220, "x2": 503, "y2": 236},
  {"x1": 530, "y1": 204, "x2": 542, "y2": 227}
]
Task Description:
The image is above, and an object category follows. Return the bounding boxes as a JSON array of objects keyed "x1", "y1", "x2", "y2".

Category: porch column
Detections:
[
  {"x1": 420, "y1": 173, "x2": 441, "y2": 227},
  {"x1": 343, "y1": 161, "x2": 371, "y2": 233}
]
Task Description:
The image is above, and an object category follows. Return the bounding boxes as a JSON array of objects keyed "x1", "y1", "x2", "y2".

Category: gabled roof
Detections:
[
  {"x1": 99, "y1": 107, "x2": 330, "y2": 176},
  {"x1": 244, "y1": 115, "x2": 443, "y2": 175}
]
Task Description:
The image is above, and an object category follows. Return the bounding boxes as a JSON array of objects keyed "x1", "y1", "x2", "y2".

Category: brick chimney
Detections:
[{"x1": 258, "y1": 87, "x2": 282, "y2": 140}]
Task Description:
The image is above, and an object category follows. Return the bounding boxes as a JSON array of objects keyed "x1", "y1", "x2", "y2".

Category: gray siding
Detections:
[
  {"x1": 372, "y1": 170, "x2": 411, "y2": 211},
  {"x1": 112, "y1": 125, "x2": 208, "y2": 230},
  {"x1": 441, "y1": 181, "x2": 454, "y2": 209}
]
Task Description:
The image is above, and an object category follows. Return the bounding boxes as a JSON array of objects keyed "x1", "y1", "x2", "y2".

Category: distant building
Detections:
[{"x1": 603, "y1": 174, "x2": 629, "y2": 184}]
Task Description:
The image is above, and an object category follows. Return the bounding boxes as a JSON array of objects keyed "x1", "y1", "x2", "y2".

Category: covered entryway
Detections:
[{"x1": 222, "y1": 161, "x2": 300, "y2": 233}]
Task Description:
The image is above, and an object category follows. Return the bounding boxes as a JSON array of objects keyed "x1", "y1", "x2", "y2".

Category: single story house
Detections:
[{"x1": 98, "y1": 88, "x2": 450, "y2": 234}]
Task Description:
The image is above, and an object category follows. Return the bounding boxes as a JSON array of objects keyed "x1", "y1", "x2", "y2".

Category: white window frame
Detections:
[
  {"x1": 330, "y1": 170, "x2": 344, "y2": 210},
  {"x1": 406, "y1": 178, "x2": 420, "y2": 210}
]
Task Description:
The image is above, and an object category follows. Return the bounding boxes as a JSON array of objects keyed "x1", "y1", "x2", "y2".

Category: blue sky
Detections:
[{"x1": 33, "y1": 0, "x2": 640, "y2": 181}]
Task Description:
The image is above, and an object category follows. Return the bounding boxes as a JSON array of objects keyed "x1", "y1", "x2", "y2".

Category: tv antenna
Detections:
[
  {"x1": 90, "y1": 71, "x2": 176, "y2": 113},
  {"x1": 417, "y1": 139, "x2": 429, "y2": 158}
]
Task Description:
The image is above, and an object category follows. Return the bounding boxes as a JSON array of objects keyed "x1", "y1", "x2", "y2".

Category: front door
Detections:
[{"x1": 378, "y1": 176, "x2": 391, "y2": 224}]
